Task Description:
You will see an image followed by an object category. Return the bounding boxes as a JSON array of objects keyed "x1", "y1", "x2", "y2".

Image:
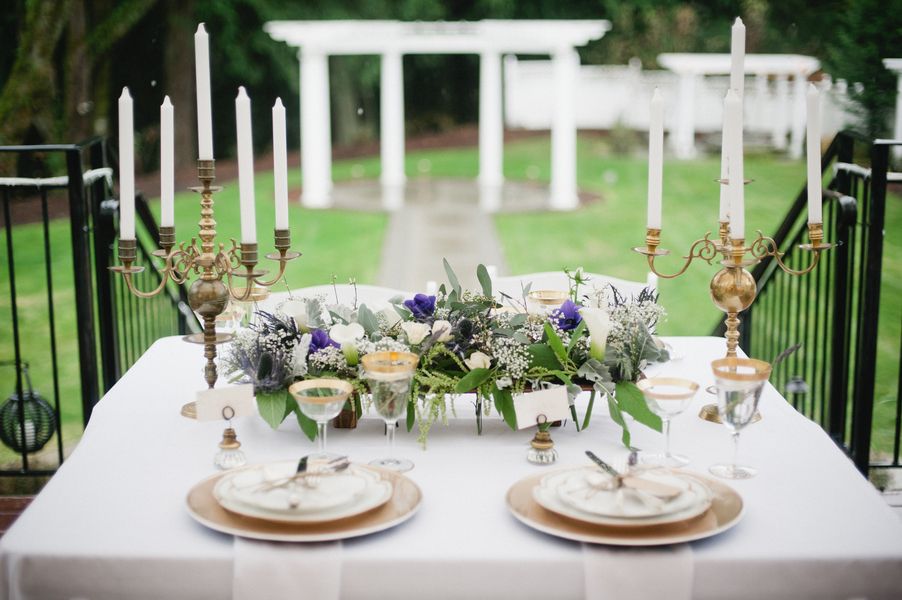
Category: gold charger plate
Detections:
[
  {"x1": 507, "y1": 469, "x2": 743, "y2": 546},
  {"x1": 186, "y1": 465, "x2": 422, "y2": 542}
]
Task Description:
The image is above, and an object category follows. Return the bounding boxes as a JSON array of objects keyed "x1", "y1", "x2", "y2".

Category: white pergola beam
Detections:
[
  {"x1": 299, "y1": 49, "x2": 332, "y2": 207},
  {"x1": 883, "y1": 58, "x2": 902, "y2": 161},
  {"x1": 479, "y1": 50, "x2": 503, "y2": 211},
  {"x1": 380, "y1": 51, "x2": 406, "y2": 194},
  {"x1": 550, "y1": 48, "x2": 579, "y2": 210}
]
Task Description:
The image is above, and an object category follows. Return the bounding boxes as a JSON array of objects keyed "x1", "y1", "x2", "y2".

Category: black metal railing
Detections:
[
  {"x1": 0, "y1": 139, "x2": 193, "y2": 478},
  {"x1": 722, "y1": 131, "x2": 900, "y2": 475}
]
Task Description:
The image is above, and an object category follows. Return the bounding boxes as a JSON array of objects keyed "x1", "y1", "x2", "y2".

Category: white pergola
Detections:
[
  {"x1": 883, "y1": 58, "x2": 902, "y2": 161},
  {"x1": 264, "y1": 20, "x2": 610, "y2": 211},
  {"x1": 658, "y1": 53, "x2": 820, "y2": 159}
]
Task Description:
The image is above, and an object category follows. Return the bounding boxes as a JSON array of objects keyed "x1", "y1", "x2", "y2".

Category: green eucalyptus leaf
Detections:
[
  {"x1": 443, "y1": 258, "x2": 462, "y2": 297},
  {"x1": 256, "y1": 390, "x2": 288, "y2": 430},
  {"x1": 544, "y1": 322, "x2": 569, "y2": 365},
  {"x1": 615, "y1": 381, "x2": 662, "y2": 433},
  {"x1": 455, "y1": 367, "x2": 493, "y2": 393},
  {"x1": 476, "y1": 264, "x2": 493, "y2": 298},
  {"x1": 508, "y1": 313, "x2": 528, "y2": 328},
  {"x1": 292, "y1": 404, "x2": 318, "y2": 441},
  {"x1": 528, "y1": 344, "x2": 563, "y2": 371},
  {"x1": 493, "y1": 386, "x2": 518, "y2": 430},
  {"x1": 581, "y1": 388, "x2": 596, "y2": 430},
  {"x1": 568, "y1": 320, "x2": 587, "y2": 353},
  {"x1": 605, "y1": 388, "x2": 631, "y2": 447}
]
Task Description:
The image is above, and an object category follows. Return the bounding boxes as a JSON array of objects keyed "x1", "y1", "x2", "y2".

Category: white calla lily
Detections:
[
  {"x1": 280, "y1": 298, "x2": 308, "y2": 330},
  {"x1": 580, "y1": 306, "x2": 612, "y2": 361},
  {"x1": 464, "y1": 351, "x2": 492, "y2": 370},
  {"x1": 432, "y1": 319, "x2": 453, "y2": 342},
  {"x1": 401, "y1": 321, "x2": 431, "y2": 345}
]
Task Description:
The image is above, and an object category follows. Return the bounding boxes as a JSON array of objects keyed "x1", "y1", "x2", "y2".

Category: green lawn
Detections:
[{"x1": 1, "y1": 133, "x2": 899, "y2": 470}]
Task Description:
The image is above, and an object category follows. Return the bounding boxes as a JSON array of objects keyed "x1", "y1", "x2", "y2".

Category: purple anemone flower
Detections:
[
  {"x1": 553, "y1": 300, "x2": 582, "y2": 331},
  {"x1": 404, "y1": 294, "x2": 436, "y2": 320},
  {"x1": 309, "y1": 328, "x2": 339, "y2": 354}
]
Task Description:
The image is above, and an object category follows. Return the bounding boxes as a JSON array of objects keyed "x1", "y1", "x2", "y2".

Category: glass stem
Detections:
[
  {"x1": 386, "y1": 419, "x2": 396, "y2": 457},
  {"x1": 663, "y1": 418, "x2": 672, "y2": 458},
  {"x1": 731, "y1": 431, "x2": 741, "y2": 473},
  {"x1": 317, "y1": 421, "x2": 327, "y2": 455}
]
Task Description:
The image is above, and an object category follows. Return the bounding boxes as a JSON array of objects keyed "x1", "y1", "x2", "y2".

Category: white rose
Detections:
[
  {"x1": 329, "y1": 322, "x2": 365, "y2": 346},
  {"x1": 379, "y1": 306, "x2": 403, "y2": 328},
  {"x1": 579, "y1": 306, "x2": 612, "y2": 361},
  {"x1": 401, "y1": 321, "x2": 431, "y2": 345},
  {"x1": 464, "y1": 351, "x2": 492, "y2": 371},
  {"x1": 431, "y1": 319, "x2": 453, "y2": 342}
]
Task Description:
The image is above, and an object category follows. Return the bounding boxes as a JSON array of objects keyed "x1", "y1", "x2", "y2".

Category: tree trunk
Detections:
[
  {"x1": 65, "y1": 0, "x2": 93, "y2": 143},
  {"x1": 164, "y1": 0, "x2": 196, "y2": 163},
  {"x1": 0, "y1": 0, "x2": 72, "y2": 154}
]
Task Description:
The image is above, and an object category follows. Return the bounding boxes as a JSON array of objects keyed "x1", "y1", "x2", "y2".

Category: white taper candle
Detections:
[
  {"x1": 194, "y1": 23, "x2": 213, "y2": 160},
  {"x1": 730, "y1": 17, "x2": 746, "y2": 97},
  {"x1": 272, "y1": 98, "x2": 289, "y2": 231},
  {"x1": 118, "y1": 87, "x2": 135, "y2": 240},
  {"x1": 160, "y1": 96, "x2": 174, "y2": 228},
  {"x1": 725, "y1": 89, "x2": 745, "y2": 240},
  {"x1": 235, "y1": 87, "x2": 256, "y2": 244},
  {"x1": 719, "y1": 106, "x2": 732, "y2": 223},
  {"x1": 647, "y1": 87, "x2": 664, "y2": 230},
  {"x1": 806, "y1": 83, "x2": 823, "y2": 225}
]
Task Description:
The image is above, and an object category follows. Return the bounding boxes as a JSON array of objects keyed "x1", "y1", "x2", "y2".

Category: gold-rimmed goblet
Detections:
[
  {"x1": 637, "y1": 377, "x2": 699, "y2": 467},
  {"x1": 709, "y1": 358, "x2": 772, "y2": 479},
  {"x1": 289, "y1": 378, "x2": 353, "y2": 460},
  {"x1": 526, "y1": 290, "x2": 570, "y2": 314},
  {"x1": 362, "y1": 351, "x2": 419, "y2": 472}
]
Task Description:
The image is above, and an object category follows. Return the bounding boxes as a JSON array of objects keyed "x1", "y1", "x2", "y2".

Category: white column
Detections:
[
  {"x1": 672, "y1": 71, "x2": 697, "y2": 159},
  {"x1": 884, "y1": 60, "x2": 902, "y2": 161},
  {"x1": 479, "y1": 50, "x2": 504, "y2": 211},
  {"x1": 300, "y1": 48, "x2": 332, "y2": 208},
  {"x1": 789, "y1": 73, "x2": 808, "y2": 159},
  {"x1": 550, "y1": 47, "x2": 579, "y2": 210},
  {"x1": 754, "y1": 74, "x2": 768, "y2": 129},
  {"x1": 380, "y1": 51, "x2": 406, "y2": 197},
  {"x1": 772, "y1": 74, "x2": 789, "y2": 151}
]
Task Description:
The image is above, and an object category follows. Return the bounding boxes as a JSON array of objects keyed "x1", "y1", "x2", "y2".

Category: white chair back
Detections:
[
  {"x1": 493, "y1": 271, "x2": 655, "y2": 306},
  {"x1": 260, "y1": 284, "x2": 411, "y2": 314}
]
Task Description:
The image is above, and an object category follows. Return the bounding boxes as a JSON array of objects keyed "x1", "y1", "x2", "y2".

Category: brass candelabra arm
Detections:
[
  {"x1": 110, "y1": 239, "x2": 190, "y2": 299},
  {"x1": 633, "y1": 229, "x2": 719, "y2": 279},
  {"x1": 254, "y1": 229, "x2": 301, "y2": 287},
  {"x1": 748, "y1": 222, "x2": 834, "y2": 277}
]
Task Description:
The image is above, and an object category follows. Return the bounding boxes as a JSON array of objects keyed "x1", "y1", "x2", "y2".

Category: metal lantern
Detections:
[{"x1": 0, "y1": 364, "x2": 55, "y2": 454}]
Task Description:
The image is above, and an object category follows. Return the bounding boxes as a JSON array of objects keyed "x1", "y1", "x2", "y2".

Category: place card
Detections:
[
  {"x1": 194, "y1": 385, "x2": 255, "y2": 422},
  {"x1": 513, "y1": 387, "x2": 570, "y2": 430}
]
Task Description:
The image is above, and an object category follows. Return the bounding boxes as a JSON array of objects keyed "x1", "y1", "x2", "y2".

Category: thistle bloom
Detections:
[
  {"x1": 309, "y1": 328, "x2": 339, "y2": 354},
  {"x1": 553, "y1": 300, "x2": 582, "y2": 331},
  {"x1": 404, "y1": 294, "x2": 436, "y2": 320},
  {"x1": 580, "y1": 306, "x2": 612, "y2": 361}
]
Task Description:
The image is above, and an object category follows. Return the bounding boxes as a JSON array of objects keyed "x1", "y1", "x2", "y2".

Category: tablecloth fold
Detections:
[
  {"x1": 583, "y1": 543, "x2": 693, "y2": 600},
  {"x1": 233, "y1": 537, "x2": 342, "y2": 600}
]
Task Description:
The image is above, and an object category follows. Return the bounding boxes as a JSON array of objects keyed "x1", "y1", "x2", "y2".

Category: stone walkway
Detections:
[{"x1": 329, "y1": 178, "x2": 551, "y2": 292}]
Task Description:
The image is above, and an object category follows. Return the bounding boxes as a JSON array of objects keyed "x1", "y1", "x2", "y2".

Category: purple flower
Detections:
[
  {"x1": 552, "y1": 300, "x2": 582, "y2": 331},
  {"x1": 308, "y1": 329, "x2": 339, "y2": 354},
  {"x1": 404, "y1": 294, "x2": 436, "y2": 320}
]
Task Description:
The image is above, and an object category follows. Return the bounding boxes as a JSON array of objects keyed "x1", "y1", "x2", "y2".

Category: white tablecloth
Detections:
[{"x1": 2, "y1": 336, "x2": 901, "y2": 600}]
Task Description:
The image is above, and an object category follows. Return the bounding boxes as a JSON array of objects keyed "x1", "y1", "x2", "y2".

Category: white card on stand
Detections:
[
  {"x1": 512, "y1": 387, "x2": 570, "y2": 430},
  {"x1": 194, "y1": 385, "x2": 255, "y2": 422}
]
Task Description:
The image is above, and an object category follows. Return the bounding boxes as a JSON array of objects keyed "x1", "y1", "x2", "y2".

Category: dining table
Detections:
[{"x1": 2, "y1": 335, "x2": 901, "y2": 599}]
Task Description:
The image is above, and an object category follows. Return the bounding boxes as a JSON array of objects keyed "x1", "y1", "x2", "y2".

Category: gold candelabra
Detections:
[
  {"x1": 109, "y1": 160, "x2": 300, "y2": 388},
  {"x1": 633, "y1": 210, "x2": 834, "y2": 360}
]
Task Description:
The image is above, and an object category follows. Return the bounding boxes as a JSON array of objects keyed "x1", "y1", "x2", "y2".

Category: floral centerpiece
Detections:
[{"x1": 223, "y1": 261, "x2": 668, "y2": 446}]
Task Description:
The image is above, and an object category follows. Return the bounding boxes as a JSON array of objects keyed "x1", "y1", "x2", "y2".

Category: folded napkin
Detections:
[
  {"x1": 233, "y1": 537, "x2": 342, "y2": 600},
  {"x1": 582, "y1": 543, "x2": 693, "y2": 600}
]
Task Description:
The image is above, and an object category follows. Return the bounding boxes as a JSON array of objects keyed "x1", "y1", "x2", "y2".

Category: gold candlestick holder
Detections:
[
  {"x1": 110, "y1": 159, "x2": 300, "y2": 389},
  {"x1": 633, "y1": 196, "x2": 834, "y2": 421}
]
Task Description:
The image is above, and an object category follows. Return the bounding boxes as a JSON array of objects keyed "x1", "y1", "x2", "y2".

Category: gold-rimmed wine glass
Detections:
[
  {"x1": 709, "y1": 357, "x2": 772, "y2": 479},
  {"x1": 362, "y1": 351, "x2": 419, "y2": 472},
  {"x1": 289, "y1": 378, "x2": 353, "y2": 460},
  {"x1": 637, "y1": 377, "x2": 699, "y2": 467}
]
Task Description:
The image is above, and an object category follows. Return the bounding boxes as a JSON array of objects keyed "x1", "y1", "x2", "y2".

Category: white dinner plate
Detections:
[
  {"x1": 213, "y1": 462, "x2": 393, "y2": 524},
  {"x1": 532, "y1": 467, "x2": 712, "y2": 527}
]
